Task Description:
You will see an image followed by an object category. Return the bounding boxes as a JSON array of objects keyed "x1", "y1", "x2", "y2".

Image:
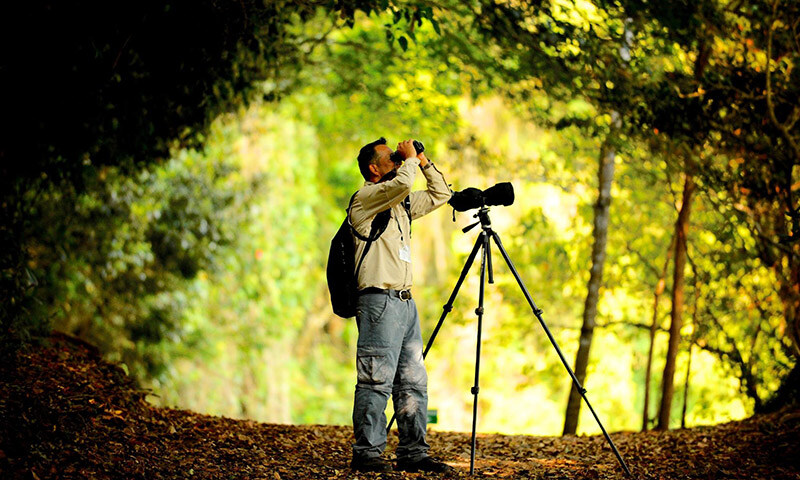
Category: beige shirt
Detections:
[{"x1": 349, "y1": 157, "x2": 451, "y2": 290}]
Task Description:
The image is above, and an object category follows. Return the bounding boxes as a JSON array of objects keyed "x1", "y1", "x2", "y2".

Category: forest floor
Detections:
[{"x1": 1, "y1": 333, "x2": 799, "y2": 480}]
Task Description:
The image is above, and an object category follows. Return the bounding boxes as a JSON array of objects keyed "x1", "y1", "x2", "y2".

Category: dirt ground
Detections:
[{"x1": 2, "y1": 333, "x2": 798, "y2": 479}]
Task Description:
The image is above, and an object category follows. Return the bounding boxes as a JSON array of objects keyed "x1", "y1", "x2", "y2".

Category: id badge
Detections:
[{"x1": 399, "y1": 244, "x2": 411, "y2": 263}]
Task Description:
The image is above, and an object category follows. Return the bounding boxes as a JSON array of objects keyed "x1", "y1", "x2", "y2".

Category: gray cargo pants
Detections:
[{"x1": 352, "y1": 291, "x2": 430, "y2": 462}]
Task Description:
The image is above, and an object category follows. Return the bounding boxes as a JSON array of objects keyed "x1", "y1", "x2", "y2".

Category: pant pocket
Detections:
[
  {"x1": 357, "y1": 350, "x2": 393, "y2": 386},
  {"x1": 357, "y1": 293, "x2": 390, "y2": 324}
]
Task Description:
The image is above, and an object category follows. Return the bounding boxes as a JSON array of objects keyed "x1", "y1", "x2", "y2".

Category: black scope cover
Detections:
[{"x1": 449, "y1": 182, "x2": 514, "y2": 211}]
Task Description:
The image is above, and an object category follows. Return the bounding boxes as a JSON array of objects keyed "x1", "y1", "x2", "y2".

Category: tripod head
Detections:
[{"x1": 462, "y1": 207, "x2": 493, "y2": 233}]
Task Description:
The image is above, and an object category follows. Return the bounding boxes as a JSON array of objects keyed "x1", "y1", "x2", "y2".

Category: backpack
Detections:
[{"x1": 327, "y1": 192, "x2": 411, "y2": 318}]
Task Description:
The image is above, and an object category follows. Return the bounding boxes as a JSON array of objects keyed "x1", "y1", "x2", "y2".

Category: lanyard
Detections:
[{"x1": 394, "y1": 209, "x2": 405, "y2": 243}]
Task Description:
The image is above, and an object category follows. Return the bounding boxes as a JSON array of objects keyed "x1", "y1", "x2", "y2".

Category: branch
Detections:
[
  {"x1": 693, "y1": 340, "x2": 735, "y2": 360},
  {"x1": 786, "y1": 104, "x2": 800, "y2": 131},
  {"x1": 695, "y1": 312, "x2": 751, "y2": 390},
  {"x1": 792, "y1": 12, "x2": 800, "y2": 53},
  {"x1": 766, "y1": 0, "x2": 800, "y2": 161},
  {"x1": 295, "y1": 19, "x2": 342, "y2": 68},
  {"x1": 693, "y1": 325, "x2": 763, "y2": 409},
  {"x1": 698, "y1": 182, "x2": 795, "y2": 274},
  {"x1": 742, "y1": 286, "x2": 796, "y2": 362},
  {"x1": 597, "y1": 320, "x2": 669, "y2": 333},
  {"x1": 663, "y1": 147, "x2": 682, "y2": 215},
  {"x1": 710, "y1": 84, "x2": 765, "y2": 101},
  {"x1": 330, "y1": 40, "x2": 374, "y2": 52},
  {"x1": 624, "y1": 240, "x2": 661, "y2": 278}
]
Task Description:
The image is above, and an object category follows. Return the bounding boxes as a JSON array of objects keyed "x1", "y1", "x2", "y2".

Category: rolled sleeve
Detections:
[
  {"x1": 409, "y1": 163, "x2": 452, "y2": 220},
  {"x1": 356, "y1": 157, "x2": 420, "y2": 220}
]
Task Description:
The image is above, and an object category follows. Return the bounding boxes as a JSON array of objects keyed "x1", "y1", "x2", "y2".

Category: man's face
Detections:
[{"x1": 371, "y1": 144, "x2": 400, "y2": 182}]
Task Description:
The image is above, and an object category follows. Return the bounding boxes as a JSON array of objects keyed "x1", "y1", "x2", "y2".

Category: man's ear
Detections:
[{"x1": 368, "y1": 163, "x2": 380, "y2": 178}]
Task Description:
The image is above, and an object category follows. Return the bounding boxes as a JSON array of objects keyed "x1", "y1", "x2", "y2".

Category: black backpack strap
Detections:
[
  {"x1": 348, "y1": 192, "x2": 411, "y2": 239},
  {"x1": 403, "y1": 195, "x2": 412, "y2": 237},
  {"x1": 348, "y1": 191, "x2": 392, "y2": 284},
  {"x1": 353, "y1": 210, "x2": 390, "y2": 283}
]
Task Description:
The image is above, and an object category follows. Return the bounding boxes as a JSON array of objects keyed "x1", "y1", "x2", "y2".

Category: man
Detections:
[{"x1": 348, "y1": 137, "x2": 453, "y2": 473}]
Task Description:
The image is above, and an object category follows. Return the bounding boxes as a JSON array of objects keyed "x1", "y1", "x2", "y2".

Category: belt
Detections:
[{"x1": 358, "y1": 287, "x2": 413, "y2": 301}]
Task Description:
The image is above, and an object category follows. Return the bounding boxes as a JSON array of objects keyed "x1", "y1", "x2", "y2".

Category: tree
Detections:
[
  {"x1": 0, "y1": 0, "x2": 404, "y2": 351},
  {"x1": 563, "y1": 134, "x2": 617, "y2": 434},
  {"x1": 657, "y1": 170, "x2": 696, "y2": 430},
  {"x1": 642, "y1": 234, "x2": 674, "y2": 430},
  {"x1": 624, "y1": 0, "x2": 800, "y2": 364}
]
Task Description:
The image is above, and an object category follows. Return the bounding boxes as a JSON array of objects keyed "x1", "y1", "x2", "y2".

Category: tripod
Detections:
[{"x1": 387, "y1": 206, "x2": 632, "y2": 477}]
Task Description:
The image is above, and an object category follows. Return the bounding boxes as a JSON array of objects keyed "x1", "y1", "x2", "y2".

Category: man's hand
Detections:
[
  {"x1": 396, "y1": 139, "x2": 417, "y2": 160},
  {"x1": 417, "y1": 152, "x2": 429, "y2": 168}
]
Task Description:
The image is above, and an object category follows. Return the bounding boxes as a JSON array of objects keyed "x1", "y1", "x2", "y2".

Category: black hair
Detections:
[{"x1": 357, "y1": 137, "x2": 387, "y2": 181}]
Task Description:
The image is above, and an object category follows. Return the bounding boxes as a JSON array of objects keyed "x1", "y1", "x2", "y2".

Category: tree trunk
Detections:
[
  {"x1": 563, "y1": 140, "x2": 615, "y2": 435},
  {"x1": 642, "y1": 234, "x2": 674, "y2": 431},
  {"x1": 761, "y1": 360, "x2": 800, "y2": 412},
  {"x1": 656, "y1": 173, "x2": 696, "y2": 430},
  {"x1": 681, "y1": 342, "x2": 693, "y2": 429},
  {"x1": 779, "y1": 279, "x2": 800, "y2": 359},
  {"x1": 681, "y1": 268, "x2": 700, "y2": 429}
]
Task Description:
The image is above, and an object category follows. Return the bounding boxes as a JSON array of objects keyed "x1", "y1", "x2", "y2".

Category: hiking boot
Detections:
[
  {"x1": 350, "y1": 456, "x2": 393, "y2": 473},
  {"x1": 395, "y1": 456, "x2": 455, "y2": 474}
]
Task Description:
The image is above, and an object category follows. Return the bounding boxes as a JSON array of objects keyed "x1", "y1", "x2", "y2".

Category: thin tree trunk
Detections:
[
  {"x1": 642, "y1": 234, "x2": 675, "y2": 431},
  {"x1": 662, "y1": 43, "x2": 704, "y2": 430},
  {"x1": 681, "y1": 342, "x2": 693, "y2": 429},
  {"x1": 779, "y1": 280, "x2": 800, "y2": 359},
  {"x1": 563, "y1": 140, "x2": 615, "y2": 435},
  {"x1": 681, "y1": 261, "x2": 700, "y2": 429},
  {"x1": 656, "y1": 173, "x2": 696, "y2": 430}
]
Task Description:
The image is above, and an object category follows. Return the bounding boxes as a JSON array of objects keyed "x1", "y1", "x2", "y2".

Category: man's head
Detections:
[{"x1": 358, "y1": 137, "x2": 400, "y2": 183}]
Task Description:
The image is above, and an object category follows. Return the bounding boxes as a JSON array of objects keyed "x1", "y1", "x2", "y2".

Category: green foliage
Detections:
[
  {"x1": 0, "y1": 0, "x2": 400, "y2": 353},
  {"x1": 435, "y1": 0, "x2": 799, "y2": 411},
  {"x1": 26, "y1": 149, "x2": 247, "y2": 377},
  {"x1": 3, "y1": 0, "x2": 798, "y2": 433}
]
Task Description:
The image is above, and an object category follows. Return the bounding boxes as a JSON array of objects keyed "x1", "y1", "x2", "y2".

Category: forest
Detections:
[{"x1": 1, "y1": 0, "x2": 799, "y2": 477}]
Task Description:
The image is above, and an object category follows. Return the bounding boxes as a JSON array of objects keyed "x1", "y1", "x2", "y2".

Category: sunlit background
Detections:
[
  {"x1": 18, "y1": 2, "x2": 793, "y2": 437},
  {"x1": 129, "y1": 91, "x2": 754, "y2": 436}
]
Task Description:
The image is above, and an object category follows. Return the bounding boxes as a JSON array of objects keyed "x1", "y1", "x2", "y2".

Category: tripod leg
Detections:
[
  {"x1": 386, "y1": 232, "x2": 484, "y2": 433},
  {"x1": 470, "y1": 232, "x2": 490, "y2": 475},
  {"x1": 489, "y1": 231, "x2": 633, "y2": 478},
  {"x1": 423, "y1": 233, "x2": 484, "y2": 359}
]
